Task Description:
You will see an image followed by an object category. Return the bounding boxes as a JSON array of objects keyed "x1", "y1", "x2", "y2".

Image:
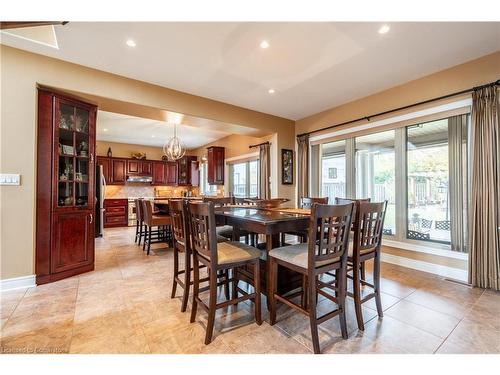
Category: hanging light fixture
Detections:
[{"x1": 163, "y1": 122, "x2": 185, "y2": 161}]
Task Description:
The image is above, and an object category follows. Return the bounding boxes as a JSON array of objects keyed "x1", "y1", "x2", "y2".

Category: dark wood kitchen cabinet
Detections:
[
  {"x1": 207, "y1": 146, "x2": 225, "y2": 185},
  {"x1": 111, "y1": 158, "x2": 127, "y2": 184},
  {"x1": 96, "y1": 156, "x2": 111, "y2": 183},
  {"x1": 152, "y1": 160, "x2": 166, "y2": 185},
  {"x1": 127, "y1": 159, "x2": 152, "y2": 175},
  {"x1": 165, "y1": 161, "x2": 178, "y2": 185},
  {"x1": 36, "y1": 89, "x2": 96, "y2": 285},
  {"x1": 104, "y1": 199, "x2": 128, "y2": 228}
]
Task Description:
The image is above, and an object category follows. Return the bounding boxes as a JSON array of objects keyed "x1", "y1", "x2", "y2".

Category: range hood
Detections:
[{"x1": 126, "y1": 175, "x2": 153, "y2": 183}]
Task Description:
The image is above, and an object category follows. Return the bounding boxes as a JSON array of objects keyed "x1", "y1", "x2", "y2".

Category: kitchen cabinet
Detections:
[
  {"x1": 207, "y1": 146, "x2": 225, "y2": 185},
  {"x1": 127, "y1": 159, "x2": 152, "y2": 175},
  {"x1": 152, "y1": 161, "x2": 166, "y2": 185},
  {"x1": 191, "y1": 161, "x2": 200, "y2": 187},
  {"x1": 104, "y1": 199, "x2": 128, "y2": 228},
  {"x1": 165, "y1": 161, "x2": 178, "y2": 185},
  {"x1": 96, "y1": 156, "x2": 111, "y2": 183},
  {"x1": 111, "y1": 158, "x2": 127, "y2": 184},
  {"x1": 36, "y1": 89, "x2": 96, "y2": 285},
  {"x1": 178, "y1": 156, "x2": 198, "y2": 186}
]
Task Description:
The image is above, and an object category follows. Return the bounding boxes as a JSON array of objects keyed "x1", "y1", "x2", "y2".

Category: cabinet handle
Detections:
[
  {"x1": 90, "y1": 154, "x2": 94, "y2": 164},
  {"x1": 89, "y1": 213, "x2": 93, "y2": 223}
]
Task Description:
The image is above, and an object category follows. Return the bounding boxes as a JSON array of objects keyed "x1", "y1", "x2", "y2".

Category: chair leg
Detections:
[
  {"x1": 244, "y1": 234, "x2": 249, "y2": 245},
  {"x1": 190, "y1": 253, "x2": 200, "y2": 323},
  {"x1": 181, "y1": 251, "x2": 191, "y2": 313},
  {"x1": 138, "y1": 222, "x2": 143, "y2": 245},
  {"x1": 134, "y1": 220, "x2": 139, "y2": 243},
  {"x1": 338, "y1": 267, "x2": 348, "y2": 339},
  {"x1": 232, "y1": 267, "x2": 238, "y2": 301},
  {"x1": 301, "y1": 275, "x2": 308, "y2": 309},
  {"x1": 147, "y1": 226, "x2": 152, "y2": 255},
  {"x1": 280, "y1": 233, "x2": 286, "y2": 246},
  {"x1": 171, "y1": 247, "x2": 179, "y2": 299},
  {"x1": 360, "y1": 261, "x2": 366, "y2": 281},
  {"x1": 142, "y1": 225, "x2": 148, "y2": 252},
  {"x1": 224, "y1": 269, "x2": 230, "y2": 300},
  {"x1": 204, "y1": 268, "x2": 217, "y2": 345},
  {"x1": 269, "y1": 258, "x2": 278, "y2": 325},
  {"x1": 373, "y1": 256, "x2": 383, "y2": 318},
  {"x1": 253, "y1": 259, "x2": 262, "y2": 325},
  {"x1": 308, "y1": 274, "x2": 321, "y2": 354},
  {"x1": 353, "y1": 260, "x2": 365, "y2": 331}
]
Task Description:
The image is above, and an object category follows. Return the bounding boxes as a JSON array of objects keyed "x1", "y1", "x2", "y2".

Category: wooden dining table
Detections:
[{"x1": 214, "y1": 206, "x2": 310, "y2": 307}]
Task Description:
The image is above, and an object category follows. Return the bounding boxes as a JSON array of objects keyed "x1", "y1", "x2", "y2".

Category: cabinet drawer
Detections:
[
  {"x1": 105, "y1": 215, "x2": 127, "y2": 224},
  {"x1": 106, "y1": 206, "x2": 126, "y2": 215},
  {"x1": 104, "y1": 199, "x2": 128, "y2": 207}
]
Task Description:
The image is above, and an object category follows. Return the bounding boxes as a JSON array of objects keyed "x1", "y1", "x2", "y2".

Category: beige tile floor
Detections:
[{"x1": 1, "y1": 227, "x2": 499, "y2": 354}]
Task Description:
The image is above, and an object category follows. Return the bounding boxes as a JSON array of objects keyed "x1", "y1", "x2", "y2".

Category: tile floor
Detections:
[{"x1": 1, "y1": 227, "x2": 499, "y2": 354}]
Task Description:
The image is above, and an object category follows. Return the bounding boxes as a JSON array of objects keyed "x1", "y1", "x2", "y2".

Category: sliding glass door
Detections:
[
  {"x1": 228, "y1": 160, "x2": 259, "y2": 197},
  {"x1": 321, "y1": 140, "x2": 346, "y2": 202}
]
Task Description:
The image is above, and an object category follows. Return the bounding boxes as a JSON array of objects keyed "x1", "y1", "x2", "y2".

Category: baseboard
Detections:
[
  {"x1": 381, "y1": 253, "x2": 468, "y2": 282},
  {"x1": 0, "y1": 275, "x2": 36, "y2": 291}
]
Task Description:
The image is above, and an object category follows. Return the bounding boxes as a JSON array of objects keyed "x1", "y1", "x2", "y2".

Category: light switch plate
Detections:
[{"x1": 0, "y1": 174, "x2": 21, "y2": 185}]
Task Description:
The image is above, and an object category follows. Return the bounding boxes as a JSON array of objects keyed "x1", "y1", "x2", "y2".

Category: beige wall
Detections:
[
  {"x1": 296, "y1": 51, "x2": 500, "y2": 135},
  {"x1": 0, "y1": 45, "x2": 295, "y2": 280},
  {"x1": 96, "y1": 141, "x2": 167, "y2": 160}
]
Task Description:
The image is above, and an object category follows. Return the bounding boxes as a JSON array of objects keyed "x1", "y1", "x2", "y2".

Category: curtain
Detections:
[
  {"x1": 259, "y1": 143, "x2": 271, "y2": 199},
  {"x1": 469, "y1": 86, "x2": 500, "y2": 290},
  {"x1": 297, "y1": 134, "x2": 310, "y2": 207}
]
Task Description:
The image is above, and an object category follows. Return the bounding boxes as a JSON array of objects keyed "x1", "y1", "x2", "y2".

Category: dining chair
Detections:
[
  {"x1": 281, "y1": 197, "x2": 329, "y2": 245},
  {"x1": 134, "y1": 198, "x2": 144, "y2": 245},
  {"x1": 348, "y1": 201, "x2": 387, "y2": 331},
  {"x1": 268, "y1": 202, "x2": 354, "y2": 354},
  {"x1": 188, "y1": 201, "x2": 263, "y2": 345},
  {"x1": 141, "y1": 200, "x2": 173, "y2": 255},
  {"x1": 169, "y1": 199, "x2": 229, "y2": 312}
]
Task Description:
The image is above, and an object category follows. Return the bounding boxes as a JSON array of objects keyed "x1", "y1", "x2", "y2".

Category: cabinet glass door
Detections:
[{"x1": 56, "y1": 101, "x2": 90, "y2": 207}]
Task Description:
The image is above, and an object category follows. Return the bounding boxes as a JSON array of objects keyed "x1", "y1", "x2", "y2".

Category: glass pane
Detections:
[
  {"x1": 407, "y1": 119, "x2": 450, "y2": 244},
  {"x1": 75, "y1": 108, "x2": 89, "y2": 133},
  {"x1": 232, "y1": 162, "x2": 247, "y2": 197},
  {"x1": 58, "y1": 182, "x2": 74, "y2": 207},
  {"x1": 58, "y1": 129, "x2": 74, "y2": 156},
  {"x1": 75, "y1": 159, "x2": 89, "y2": 182},
  {"x1": 249, "y1": 160, "x2": 259, "y2": 197},
  {"x1": 75, "y1": 132, "x2": 89, "y2": 158},
  {"x1": 58, "y1": 156, "x2": 74, "y2": 181},
  {"x1": 59, "y1": 103, "x2": 75, "y2": 131},
  {"x1": 355, "y1": 130, "x2": 396, "y2": 236},
  {"x1": 76, "y1": 183, "x2": 89, "y2": 206},
  {"x1": 321, "y1": 140, "x2": 346, "y2": 202}
]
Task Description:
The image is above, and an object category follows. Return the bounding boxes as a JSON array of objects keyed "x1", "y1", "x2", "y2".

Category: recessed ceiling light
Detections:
[
  {"x1": 268, "y1": 88, "x2": 275, "y2": 94},
  {"x1": 260, "y1": 40, "x2": 269, "y2": 49},
  {"x1": 126, "y1": 39, "x2": 136, "y2": 47},
  {"x1": 378, "y1": 25, "x2": 390, "y2": 34},
  {"x1": 103, "y1": 128, "x2": 108, "y2": 132},
  {"x1": 151, "y1": 135, "x2": 156, "y2": 138}
]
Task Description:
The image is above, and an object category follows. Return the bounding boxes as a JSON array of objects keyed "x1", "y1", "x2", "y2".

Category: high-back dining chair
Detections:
[
  {"x1": 141, "y1": 200, "x2": 172, "y2": 255},
  {"x1": 188, "y1": 201, "x2": 263, "y2": 345},
  {"x1": 134, "y1": 198, "x2": 144, "y2": 245},
  {"x1": 268, "y1": 202, "x2": 354, "y2": 354},
  {"x1": 169, "y1": 199, "x2": 228, "y2": 312},
  {"x1": 348, "y1": 201, "x2": 387, "y2": 331}
]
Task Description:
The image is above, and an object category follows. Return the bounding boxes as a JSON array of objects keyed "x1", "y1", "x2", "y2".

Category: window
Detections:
[
  {"x1": 228, "y1": 159, "x2": 259, "y2": 197},
  {"x1": 321, "y1": 140, "x2": 346, "y2": 202},
  {"x1": 355, "y1": 130, "x2": 396, "y2": 236},
  {"x1": 407, "y1": 120, "x2": 450, "y2": 244},
  {"x1": 200, "y1": 163, "x2": 217, "y2": 195},
  {"x1": 315, "y1": 113, "x2": 469, "y2": 254}
]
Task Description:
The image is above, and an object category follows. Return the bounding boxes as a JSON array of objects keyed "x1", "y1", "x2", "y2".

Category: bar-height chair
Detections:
[
  {"x1": 269, "y1": 203, "x2": 354, "y2": 354},
  {"x1": 142, "y1": 200, "x2": 173, "y2": 255},
  {"x1": 281, "y1": 197, "x2": 329, "y2": 245},
  {"x1": 188, "y1": 201, "x2": 263, "y2": 345},
  {"x1": 169, "y1": 199, "x2": 229, "y2": 312},
  {"x1": 134, "y1": 198, "x2": 144, "y2": 245},
  {"x1": 348, "y1": 201, "x2": 387, "y2": 331}
]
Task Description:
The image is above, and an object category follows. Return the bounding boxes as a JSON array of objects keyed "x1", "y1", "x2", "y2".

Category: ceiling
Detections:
[
  {"x1": 1, "y1": 22, "x2": 499, "y2": 120},
  {"x1": 96, "y1": 110, "x2": 231, "y2": 149}
]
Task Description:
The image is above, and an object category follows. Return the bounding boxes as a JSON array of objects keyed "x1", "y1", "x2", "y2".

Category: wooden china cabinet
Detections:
[{"x1": 36, "y1": 89, "x2": 97, "y2": 285}]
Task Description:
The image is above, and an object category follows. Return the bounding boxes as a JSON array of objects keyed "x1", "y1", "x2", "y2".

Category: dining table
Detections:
[{"x1": 214, "y1": 205, "x2": 311, "y2": 307}]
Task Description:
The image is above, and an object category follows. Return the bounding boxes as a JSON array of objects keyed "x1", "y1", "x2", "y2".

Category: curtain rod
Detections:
[
  {"x1": 297, "y1": 79, "x2": 500, "y2": 138},
  {"x1": 249, "y1": 141, "x2": 271, "y2": 149}
]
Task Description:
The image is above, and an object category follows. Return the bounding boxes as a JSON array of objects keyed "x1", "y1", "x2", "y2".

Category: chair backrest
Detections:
[
  {"x1": 169, "y1": 199, "x2": 188, "y2": 250},
  {"x1": 141, "y1": 200, "x2": 153, "y2": 226},
  {"x1": 234, "y1": 197, "x2": 257, "y2": 205},
  {"x1": 135, "y1": 199, "x2": 143, "y2": 222},
  {"x1": 352, "y1": 201, "x2": 388, "y2": 257},
  {"x1": 202, "y1": 196, "x2": 233, "y2": 207},
  {"x1": 188, "y1": 201, "x2": 218, "y2": 263},
  {"x1": 334, "y1": 197, "x2": 371, "y2": 230},
  {"x1": 307, "y1": 203, "x2": 353, "y2": 269},
  {"x1": 300, "y1": 197, "x2": 328, "y2": 209}
]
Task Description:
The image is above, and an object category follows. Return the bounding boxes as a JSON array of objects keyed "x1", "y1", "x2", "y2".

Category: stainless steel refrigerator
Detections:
[{"x1": 95, "y1": 164, "x2": 106, "y2": 237}]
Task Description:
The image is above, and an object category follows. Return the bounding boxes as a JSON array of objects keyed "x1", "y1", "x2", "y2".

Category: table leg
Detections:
[
  {"x1": 266, "y1": 234, "x2": 273, "y2": 310},
  {"x1": 232, "y1": 227, "x2": 240, "y2": 242}
]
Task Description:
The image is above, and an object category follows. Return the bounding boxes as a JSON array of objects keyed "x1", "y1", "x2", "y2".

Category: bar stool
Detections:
[
  {"x1": 347, "y1": 201, "x2": 387, "y2": 331},
  {"x1": 134, "y1": 198, "x2": 144, "y2": 245},
  {"x1": 169, "y1": 199, "x2": 229, "y2": 312},
  {"x1": 203, "y1": 197, "x2": 252, "y2": 244},
  {"x1": 142, "y1": 200, "x2": 173, "y2": 255},
  {"x1": 268, "y1": 202, "x2": 354, "y2": 354},
  {"x1": 188, "y1": 201, "x2": 263, "y2": 345}
]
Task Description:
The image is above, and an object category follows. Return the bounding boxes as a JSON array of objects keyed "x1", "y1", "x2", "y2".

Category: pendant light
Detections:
[{"x1": 163, "y1": 122, "x2": 185, "y2": 161}]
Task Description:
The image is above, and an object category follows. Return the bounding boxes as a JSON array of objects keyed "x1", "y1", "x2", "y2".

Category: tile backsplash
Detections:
[{"x1": 105, "y1": 184, "x2": 198, "y2": 199}]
